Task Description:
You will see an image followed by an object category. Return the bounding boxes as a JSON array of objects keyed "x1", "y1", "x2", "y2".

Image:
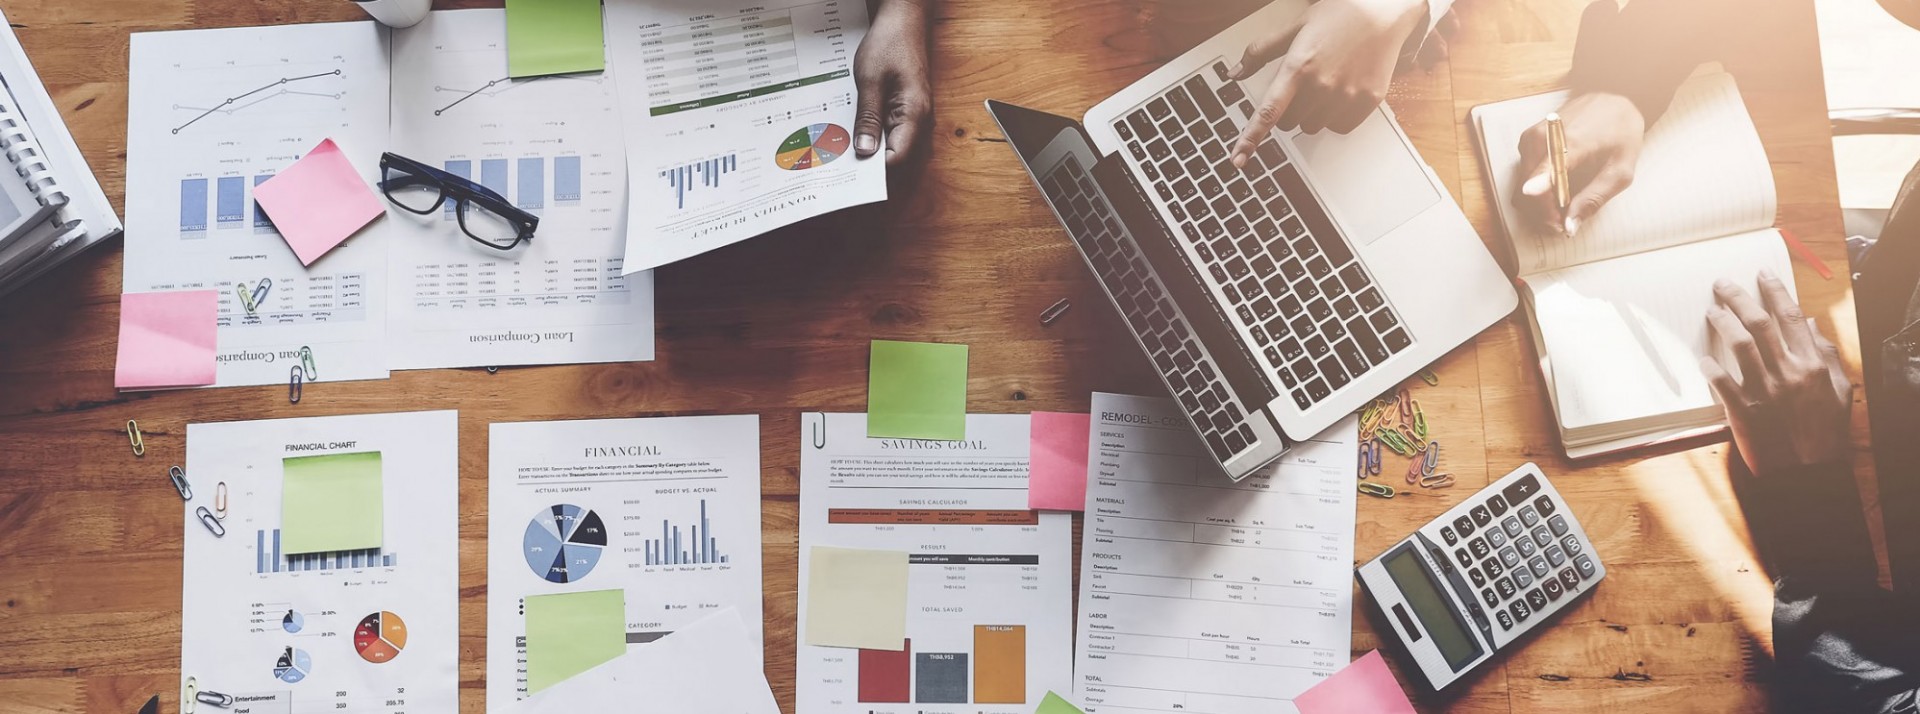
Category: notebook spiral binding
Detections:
[{"x1": 0, "y1": 96, "x2": 80, "y2": 243}]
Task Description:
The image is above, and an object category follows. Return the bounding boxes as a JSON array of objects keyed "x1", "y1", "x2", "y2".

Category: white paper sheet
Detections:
[
  {"x1": 797, "y1": 413, "x2": 1074, "y2": 714},
  {"x1": 1074, "y1": 393, "x2": 1358, "y2": 714},
  {"x1": 180, "y1": 410, "x2": 460, "y2": 713},
  {"x1": 506, "y1": 608, "x2": 780, "y2": 714},
  {"x1": 487, "y1": 415, "x2": 765, "y2": 709},
  {"x1": 605, "y1": 0, "x2": 888, "y2": 273}
]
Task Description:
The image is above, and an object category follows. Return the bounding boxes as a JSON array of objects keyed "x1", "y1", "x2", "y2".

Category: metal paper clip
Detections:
[
  {"x1": 1412, "y1": 401, "x2": 1429, "y2": 439},
  {"x1": 214, "y1": 481, "x2": 228, "y2": 519},
  {"x1": 298, "y1": 346, "x2": 317, "y2": 381},
  {"x1": 1040, "y1": 298, "x2": 1071, "y2": 325},
  {"x1": 196, "y1": 506, "x2": 225, "y2": 537},
  {"x1": 127, "y1": 420, "x2": 145, "y2": 457},
  {"x1": 234, "y1": 282, "x2": 257, "y2": 316},
  {"x1": 1424, "y1": 441, "x2": 1441, "y2": 475},
  {"x1": 197, "y1": 689, "x2": 234, "y2": 707},
  {"x1": 811, "y1": 413, "x2": 827, "y2": 449},
  {"x1": 168, "y1": 466, "x2": 192, "y2": 501},
  {"x1": 1418, "y1": 368, "x2": 1439, "y2": 386},
  {"x1": 288, "y1": 366, "x2": 303, "y2": 404},
  {"x1": 486, "y1": 366, "x2": 500, "y2": 374},
  {"x1": 183, "y1": 676, "x2": 198, "y2": 714},
  {"x1": 250, "y1": 278, "x2": 273, "y2": 310},
  {"x1": 1359, "y1": 482, "x2": 1395, "y2": 498},
  {"x1": 1420, "y1": 473, "x2": 1456, "y2": 489}
]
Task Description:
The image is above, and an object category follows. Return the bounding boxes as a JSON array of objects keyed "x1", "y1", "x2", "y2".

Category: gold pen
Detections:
[{"x1": 1546, "y1": 112, "x2": 1570, "y2": 212}]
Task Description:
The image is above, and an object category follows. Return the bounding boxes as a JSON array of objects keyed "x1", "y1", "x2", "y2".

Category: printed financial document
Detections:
[
  {"x1": 486, "y1": 415, "x2": 764, "y2": 708},
  {"x1": 797, "y1": 413, "x2": 1073, "y2": 714},
  {"x1": 1076, "y1": 393, "x2": 1359, "y2": 714},
  {"x1": 605, "y1": 0, "x2": 887, "y2": 272}
]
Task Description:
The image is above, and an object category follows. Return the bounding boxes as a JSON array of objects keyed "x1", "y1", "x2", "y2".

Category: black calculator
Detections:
[{"x1": 1355, "y1": 463, "x2": 1605, "y2": 690}]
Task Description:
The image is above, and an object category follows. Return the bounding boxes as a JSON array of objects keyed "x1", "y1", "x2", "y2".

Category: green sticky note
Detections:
[
  {"x1": 280, "y1": 451, "x2": 383, "y2": 554},
  {"x1": 525, "y1": 588, "x2": 627, "y2": 693},
  {"x1": 506, "y1": 0, "x2": 606, "y2": 78},
  {"x1": 868, "y1": 340, "x2": 968, "y2": 440},
  {"x1": 1037, "y1": 692, "x2": 1084, "y2": 714}
]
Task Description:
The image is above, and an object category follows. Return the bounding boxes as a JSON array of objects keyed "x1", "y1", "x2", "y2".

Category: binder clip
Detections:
[
  {"x1": 168, "y1": 466, "x2": 192, "y2": 501},
  {"x1": 298, "y1": 346, "x2": 317, "y2": 381},
  {"x1": 234, "y1": 282, "x2": 257, "y2": 317},
  {"x1": 214, "y1": 481, "x2": 228, "y2": 519},
  {"x1": 1358, "y1": 482, "x2": 1395, "y2": 499},
  {"x1": 1040, "y1": 298, "x2": 1072, "y2": 325},
  {"x1": 250, "y1": 278, "x2": 273, "y2": 311},
  {"x1": 127, "y1": 420, "x2": 145, "y2": 457},
  {"x1": 288, "y1": 366, "x2": 303, "y2": 404},
  {"x1": 196, "y1": 506, "x2": 225, "y2": 538}
]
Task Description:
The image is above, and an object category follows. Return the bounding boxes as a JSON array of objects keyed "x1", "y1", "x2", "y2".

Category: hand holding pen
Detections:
[{"x1": 1514, "y1": 91, "x2": 1647, "y2": 237}]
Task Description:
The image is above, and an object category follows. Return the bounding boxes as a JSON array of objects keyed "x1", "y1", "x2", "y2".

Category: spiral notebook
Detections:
[{"x1": 0, "y1": 9, "x2": 122, "y2": 296}]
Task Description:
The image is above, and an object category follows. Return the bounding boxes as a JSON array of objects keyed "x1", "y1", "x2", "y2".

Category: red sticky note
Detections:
[
  {"x1": 254, "y1": 138, "x2": 385, "y2": 266},
  {"x1": 1294, "y1": 650, "x2": 1416, "y2": 714},
  {"x1": 114, "y1": 290, "x2": 218, "y2": 390},
  {"x1": 1028, "y1": 412, "x2": 1092, "y2": 511}
]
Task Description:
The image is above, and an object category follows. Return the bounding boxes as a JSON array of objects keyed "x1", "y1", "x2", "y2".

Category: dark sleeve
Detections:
[
  {"x1": 1742, "y1": 461, "x2": 1920, "y2": 713},
  {"x1": 1566, "y1": 0, "x2": 1736, "y2": 125}
]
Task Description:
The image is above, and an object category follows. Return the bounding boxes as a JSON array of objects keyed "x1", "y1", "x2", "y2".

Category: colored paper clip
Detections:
[
  {"x1": 1420, "y1": 473, "x2": 1456, "y2": 489},
  {"x1": 1412, "y1": 401, "x2": 1429, "y2": 439},
  {"x1": 298, "y1": 346, "x2": 317, "y2": 381},
  {"x1": 168, "y1": 466, "x2": 192, "y2": 501},
  {"x1": 215, "y1": 481, "x2": 228, "y2": 519},
  {"x1": 127, "y1": 420, "x2": 145, "y2": 457},
  {"x1": 1406, "y1": 452, "x2": 1425, "y2": 484},
  {"x1": 1418, "y1": 368, "x2": 1439, "y2": 386},
  {"x1": 1368, "y1": 439, "x2": 1382, "y2": 475},
  {"x1": 1398, "y1": 424, "x2": 1427, "y2": 450},
  {"x1": 1376, "y1": 428, "x2": 1414, "y2": 456},
  {"x1": 1424, "y1": 440, "x2": 1442, "y2": 475},
  {"x1": 1398, "y1": 388, "x2": 1413, "y2": 418},
  {"x1": 1040, "y1": 298, "x2": 1071, "y2": 325},
  {"x1": 1359, "y1": 482, "x2": 1395, "y2": 498},
  {"x1": 196, "y1": 506, "x2": 225, "y2": 538},
  {"x1": 234, "y1": 282, "x2": 257, "y2": 316},
  {"x1": 250, "y1": 278, "x2": 273, "y2": 310},
  {"x1": 289, "y1": 366, "x2": 303, "y2": 404}
]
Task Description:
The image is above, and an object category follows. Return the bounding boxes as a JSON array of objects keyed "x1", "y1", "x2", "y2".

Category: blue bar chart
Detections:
[
  {"x1": 644, "y1": 499, "x2": 731, "y2": 566},
  {"x1": 216, "y1": 177, "x2": 246, "y2": 227},
  {"x1": 516, "y1": 157, "x2": 543, "y2": 211},
  {"x1": 555, "y1": 156, "x2": 582, "y2": 204},
  {"x1": 252, "y1": 174, "x2": 277, "y2": 232},
  {"x1": 660, "y1": 154, "x2": 738, "y2": 210},
  {"x1": 480, "y1": 159, "x2": 508, "y2": 197},
  {"x1": 255, "y1": 528, "x2": 397, "y2": 574},
  {"x1": 438, "y1": 156, "x2": 584, "y2": 216},
  {"x1": 180, "y1": 178, "x2": 208, "y2": 234}
]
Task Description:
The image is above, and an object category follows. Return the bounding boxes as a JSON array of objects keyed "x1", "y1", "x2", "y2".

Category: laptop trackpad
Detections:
[{"x1": 1287, "y1": 109, "x2": 1438, "y2": 246}]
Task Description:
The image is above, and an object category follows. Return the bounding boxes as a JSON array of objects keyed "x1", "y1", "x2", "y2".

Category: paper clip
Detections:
[
  {"x1": 298, "y1": 346, "x2": 317, "y2": 381},
  {"x1": 250, "y1": 278, "x2": 273, "y2": 310},
  {"x1": 214, "y1": 481, "x2": 228, "y2": 519},
  {"x1": 1398, "y1": 388, "x2": 1413, "y2": 418},
  {"x1": 1367, "y1": 439, "x2": 1382, "y2": 475},
  {"x1": 1406, "y1": 452, "x2": 1425, "y2": 484},
  {"x1": 1040, "y1": 298, "x2": 1071, "y2": 325},
  {"x1": 197, "y1": 689, "x2": 234, "y2": 708},
  {"x1": 1412, "y1": 401, "x2": 1429, "y2": 439},
  {"x1": 1424, "y1": 441, "x2": 1442, "y2": 475},
  {"x1": 486, "y1": 366, "x2": 500, "y2": 374},
  {"x1": 1420, "y1": 473, "x2": 1457, "y2": 489},
  {"x1": 127, "y1": 420, "x2": 144, "y2": 457},
  {"x1": 1418, "y1": 368, "x2": 1439, "y2": 386},
  {"x1": 1398, "y1": 424, "x2": 1427, "y2": 450},
  {"x1": 234, "y1": 282, "x2": 257, "y2": 316},
  {"x1": 183, "y1": 676, "x2": 197, "y2": 714},
  {"x1": 1359, "y1": 482, "x2": 1395, "y2": 498},
  {"x1": 811, "y1": 414, "x2": 828, "y2": 449},
  {"x1": 289, "y1": 366, "x2": 303, "y2": 404},
  {"x1": 168, "y1": 466, "x2": 192, "y2": 501},
  {"x1": 1375, "y1": 427, "x2": 1414, "y2": 456},
  {"x1": 196, "y1": 506, "x2": 225, "y2": 538}
]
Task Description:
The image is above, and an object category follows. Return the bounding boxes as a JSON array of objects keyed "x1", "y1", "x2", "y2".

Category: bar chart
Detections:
[
  {"x1": 659, "y1": 154, "x2": 738, "y2": 211},
  {"x1": 853, "y1": 625, "x2": 1029, "y2": 705},
  {"x1": 643, "y1": 498, "x2": 732, "y2": 566},
  {"x1": 442, "y1": 155, "x2": 586, "y2": 216},
  {"x1": 255, "y1": 528, "x2": 397, "y2": 574}
]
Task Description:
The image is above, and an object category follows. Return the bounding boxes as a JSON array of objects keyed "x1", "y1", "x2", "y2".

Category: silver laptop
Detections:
[{"x1": 986, "y1": 0, "x2": 1515, "y2": 481}]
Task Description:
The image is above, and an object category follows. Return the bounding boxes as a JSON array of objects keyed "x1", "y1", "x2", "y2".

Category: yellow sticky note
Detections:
[
  {"x1": 806, "y1": 546, "x2": 909, "y2": 650},
  {"x1": 1037, "y1": 692, "x2": 1085, "y2": 714},
  {"x1": 280, "y1": 451, "x2": 383, "y2": 554},
  {"x1": 525, "y1": 588, "x2": 627, "y2": 694}
]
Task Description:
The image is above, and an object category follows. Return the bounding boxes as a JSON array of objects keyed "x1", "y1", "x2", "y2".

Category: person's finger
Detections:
[
  {"x1": 853, "y1": 65, "x2": 888, "y2": 159},
  {"x1": 884, "y1": 89, "x2": 932, "y2": 167},
  {"x1": 1754, "y1": 268, "x2": 1816, "y2": 360},
  {"x1": 1707, "y1": 303, "x2": 1767, "y2": 388},
  {"x1": 1229, "y1": 23, "x2": 1304, "y2": 80},
  {"x1": 1231, "y1": 66, "x2": 1302, "y2": 167},
  {"x1": 1811, "y1": 329, "x2": 1853, "y2": 401},
  {"x1": 1294, "y1": 85, "x2": 1333, "y2": 135},
  {"x1": 1714, "y1": 279, "x2": 1789, "y2": 374},
  {"x1": 1562, "y1": 161, "x2": 1634, "y2": 237},
  {"x1": 1700, "y1": 355, "x2": 1751, "y2": 414},
  {"x1": 1327, "y1": 98, "x2": 1372, "y2": 135}
]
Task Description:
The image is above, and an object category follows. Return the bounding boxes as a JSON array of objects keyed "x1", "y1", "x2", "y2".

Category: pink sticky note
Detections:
[
  {"x1": 1029, "y1": 412, "x2": 1092, "y2": 511},
  {"x1": 1295, "y1": 650, "x2": 1416, "y2": 714},
  {"x1": 254, "y1": 138, "x2": 385, "y2": 266},
  {"x1": 114, "y1": 290, "x2": 218, "y2": 390}
]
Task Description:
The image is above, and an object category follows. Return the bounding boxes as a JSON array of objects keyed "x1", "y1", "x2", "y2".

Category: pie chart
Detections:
[
  {"x1": 281, "y1": 609, "x2": 304, "y2": 634},
  {"x1": 524, "y1": 504, "x2": 607, "y2": 584},
  {"x1": 354, "y1": 610, "x2": 409, "y2": 664},
  {"x1": 774, "y1": 123, "x2": 850, "y2": 171},
  {"x1": 273, "y1": 646, "x2": 312, "y2": 684}
]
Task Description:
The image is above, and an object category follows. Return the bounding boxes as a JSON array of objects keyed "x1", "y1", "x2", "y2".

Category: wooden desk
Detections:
[{"x1": 0, "y1": 0, "x2": 1861, "y2": 711}]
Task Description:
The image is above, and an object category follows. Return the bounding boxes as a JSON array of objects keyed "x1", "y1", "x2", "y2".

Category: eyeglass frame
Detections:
[{"x1": 377, "y1": 152, "x2": 540, "y2": 250}]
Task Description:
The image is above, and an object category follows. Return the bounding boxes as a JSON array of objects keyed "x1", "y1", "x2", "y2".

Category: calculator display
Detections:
[{"x1": 1384, "y1": 548, "x2": 1479, "y2": 669}]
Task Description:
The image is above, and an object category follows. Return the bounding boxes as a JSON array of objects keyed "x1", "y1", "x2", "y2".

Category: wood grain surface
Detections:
[{"x1": 0, "y1": 0, "x2": 1863, "y2": 712}]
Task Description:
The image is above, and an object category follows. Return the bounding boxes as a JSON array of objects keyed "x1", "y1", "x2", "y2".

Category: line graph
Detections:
[
  {"x1": 432, "y1": 75, "x2": 607, "y2": 117},
  {"x1": 171, "y1": 70, "x2": 345, "y2": 134}
]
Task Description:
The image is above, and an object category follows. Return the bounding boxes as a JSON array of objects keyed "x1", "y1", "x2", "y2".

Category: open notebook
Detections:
[{"x1": 1473, "y1": 66, "x2": 1792, "y2": 458}]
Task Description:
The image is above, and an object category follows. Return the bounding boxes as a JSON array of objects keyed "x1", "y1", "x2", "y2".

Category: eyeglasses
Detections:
[{"x1": 378, "y1": 152, "x2": 539, "y2": 251}]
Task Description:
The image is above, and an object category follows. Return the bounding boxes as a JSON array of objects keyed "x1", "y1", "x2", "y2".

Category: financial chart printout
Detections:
[
  {"x1": 796, "y1": 413, "x2": 1074, "y2": 714},
  {"x1": 1075, "y1": 393, "x2": 1359, "y2": 714},
  {"x1": 485, "y1": 415, "x2": 764, "y2": 708},
  {"x1": 605, "y1": 0, "x2": 887, "y2": 272}
]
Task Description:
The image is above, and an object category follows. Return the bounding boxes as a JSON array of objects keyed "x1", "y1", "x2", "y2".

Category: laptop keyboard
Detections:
[
  {"x1": 1045, "y1": 156, "x2": 1262, "y2": 463},
  {"x1": 1112, "y1": 62, "x2": 1411, "y2": 411}
]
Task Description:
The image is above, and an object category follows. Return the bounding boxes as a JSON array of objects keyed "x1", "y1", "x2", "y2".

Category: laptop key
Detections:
[
  {"x1": 1185, "y1": 76, "x2": 1226, "y2": 120},
  {"x1": 1255, "y1": 219, "x2": 1281, "y2": 241},
  {"x1": 1333, "y1": 296, "x2": 1359, "y2": 320},
  {"x1": 1254, "y1": 176, "x2": 1280, "y2": 200},
  {"x1": 1224, "y1": 426, "x2": 1248, "y2": 453},
  {"x1": 1148, "y1": 98, "x2": 1172, "y2": 120},
  {"x1": 1237, "y1": 235, "x2": 1262, "y2": 257},
  {"x1": 1199, "y1": 218, "x2": 1224, "y2": 240},
  {"x1": 1115, "y1": 119, "x2": 1134, "y2": 141},
  {"x1": 1227, "y1": 179, "x2": 1254, "y2": 204},
  {"x1": 1281, "y1": 216, "x2": 1306, "y2": 240},
  {"x1": 1369, "y1": 309, "x2": 1398, "y2": 333},
  {"x1": 1279, "y1": 259, "x2": 1307, "y2": 283},
  {"x1": 1305, "y1": 335, "x2": 1330, "y2": 358},
  {"x1": 1385, "y1": 329, "x2": 1411, "y2": 352},
  {"x1": 1200, "y1": 140, "x2": 1226, "y2": 163},
  {"x1": 1225, "y1": 257, "x2": 1251, "y2": 280},
  {"x1": 1158, "y1": 117, "x2": 1181, "y2": 138},
  {"x1": 1253, "y1": 298, "x2": 1278, "y2": 321},
  {"x1": 1129, "y1": 111, "x2": 1155, "y2": 138},
  {"x1": 1292, "y1": 389, "x2": 1311, "y2": 409},
  {"x1": 1305, "y1": 378, "x2": 1331, "y2": 403},
  {"x1": 1357, "y1": 288, "x2": 1384, "y2": 311},
  {"x1": 1307, "y1": 299, "x2": 1333, "y2": 322},
  {"x1": 1224, "y1": 216, "x2": 1249, "y2": 240},
  {"x1": 1256, "y1": 140, "x2": 1285, "y2": 168},
  {"x1": 1339, "y1": 264, "x2": 1369, "y2": 292},
  {"x1": 1323, "y1": 318, "x2": 1348, "y2": 343},
  {"x1": 1351, "y1": 321, "x2": 1389, "y2": 363},
  {"x1": 1295, "y1": 278, "x2": 1322, "y2": 303},
  {"x1": 1322, "y1": 357, "x2": 1351, "y2": 389},
  {"x1": 1212, "y1": 61, "x2": 1232, "y2": 82},
  {"x1": 1167, "y1": 86, "x2": 1200, "y2": 123},
  {"x1": 1213, "y1": 117, "x2": 1237, "y2": 145},
  {"x1": 1307, "y1": 256, "x2": 1333, "y2": 279},
  {"x1": 1155, "y1": 183, "x2": 1175, "y2": 203},
  {"x1": 1279, "y1": 337, "x2": 1304, "y2": 360},
  {"x1": 1236, "y1": 275, "x2": 1259, "y2": 300},
  {"x1": 1217, "y1": 80, "x2": 1245, "y2": 107},
  {"x1": 1206, "y1": 432, "x2": 1232, "y2": 460},
  {"x1": 1250, "y1": 255, "x2": 1276, "y2": 277},
  {"x1": 1336, "y1": 339, "x2": 1366, "y2": 374},
  {"x1": 1146, "y1": 140, "x2": 1171, "y2": 162}
]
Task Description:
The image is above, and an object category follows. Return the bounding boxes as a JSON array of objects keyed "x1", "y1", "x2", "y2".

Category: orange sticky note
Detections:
[
  {"x1": 254, "y1": 138, "x2": 385, "y2": 266},
  {"x1": 114, "y1": 290, "x2": 218, "y2": 390},
  {"x1": 1294, "y1": 650, "x2": 1416, "y2": 714},
  {"x1": 1028, "y1": 412, "x2": 1091, "y2": 511}
]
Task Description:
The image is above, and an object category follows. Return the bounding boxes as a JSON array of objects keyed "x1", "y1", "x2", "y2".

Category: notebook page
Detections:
[
  {"x1": 1527, "y1": 229, "x2": 1792, "y2": 431},
  {"x1": 1479, "y1": 68, "x2": 1777, "y2": 276}
]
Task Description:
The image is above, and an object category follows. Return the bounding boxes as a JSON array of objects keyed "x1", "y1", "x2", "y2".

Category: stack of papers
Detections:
[{"x1": 508, "y1": 609, "x2": 778, "y2": 713}]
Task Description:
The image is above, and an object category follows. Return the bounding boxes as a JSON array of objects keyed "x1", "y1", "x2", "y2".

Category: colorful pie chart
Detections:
[
  {"x1": 354, "y1": 610, "x2": 408, "y2": 664},
  {"x1": 273, "y1": 646, "x2": 312, "y2": 684},
  {"x1": 775, "y1": 123, "x2": 850, "y2": 171},
  {"x1": 524, "y1": 504, "x2": 607, "y2": 584}
]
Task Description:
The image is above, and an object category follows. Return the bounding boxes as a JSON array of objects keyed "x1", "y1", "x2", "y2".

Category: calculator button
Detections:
[
  {"x1": 1526, "y1": 588, "x2": 1548, "y2": 611},
  {"x1": 1501, "y1": 516, "x2": 1523, "y2": 538},
  {"x1": 1545, "y1": 545, "x2": 1567, "y2": 567},
  {"x1": 1499, "y1": 547, "x2": 1521, "y2": 569},
  {"x1": 1483, "y1": 558, "x2": 1505, "y2": 579},
  {"x1": 1469, "y1": 567, "x2": 1486, "y2": 587},
  {"x1": 1510, "y1": 599, "x2": 1532, "y2": 622},
  {"x1": 1455, "y1": 548, "x2": 1472, "y2": 568},
  {"x1": 1501, "y1": 472, "x2": 1543, "y2": 506},
  {"x1": 1518, "y1": 505, "x2": 1540, "y2": 527},
  {"x1": 1531, "y1": 526, "x2": 1553, "y2": 548},
  {"x1": 1515, "y1": 535, "x2": 1535, "y2": 558},
  {"x1": 1454, "y1": 516, "x2": 1476, "y2": 537},
  {"x1": 1560, "y1": 535, "x2": 1583, "y2": 557},
  {"x1": 1441, "y1": 525, "x2": 1458, "y2": 545},
  {"x1": 1496, "y1": 609, "x2": 1514, "y2": 630},
  {"x1": 1575, "y1": 554, "x2": 1598, "y2": 580},
  {"x1": 1470, "y1": 505, "x2": 1493, "y2": 527},
  {"x1": 1548, "y1": 514, "x2": 1570, "y2": 537},
  {"x1": 1468, "y1": 537, "x2": 1490, "y2": 560},
  {"x1": 1542, "y1": 576, "x2": 1565, "y2": 600},
  {"x1": 1512, "y1": 568, "x2": 1533, "y2": 589},
  {"x1": 1535, "y1": 495, "x2": 1557, "y2": 516},
  {"x1": 1495, "y1": 577, "x2": 1517, "y2": 600},
  {"x1": 1482, "y1": 587, "x2": 1499, "y2": 609},
  {"x1": 1558, "y1": 568, "x2": 1581, "y2": 589},
  {"x1": 1487, "y1": 494, "x2": 1508, "y2": 516},
  {"x1": 1487, "y1": 528, "x2": 1507, "y2": 549},
  {"x1": 1529, "y1": 556, "x2": 1550, "y2": 579}
]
